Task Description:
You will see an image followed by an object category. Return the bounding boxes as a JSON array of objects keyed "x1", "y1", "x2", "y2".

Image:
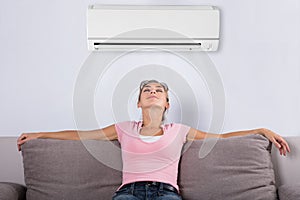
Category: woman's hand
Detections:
[
  {"x1": 259, "y1": 128, "x2": 291, "y2": 156},
  {"x1": 17, "y1": 132, "x2": 40, "y2": 151}
]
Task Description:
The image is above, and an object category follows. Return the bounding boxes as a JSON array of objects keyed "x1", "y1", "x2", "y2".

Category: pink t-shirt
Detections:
[{"x1": 115, "y1": 121, "x2": 190, "y2": 191}]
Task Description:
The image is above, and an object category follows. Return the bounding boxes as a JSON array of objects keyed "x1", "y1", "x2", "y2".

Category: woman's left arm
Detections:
[{"x1": 187, "y1": 128, "x2": 291, "y2": 156}]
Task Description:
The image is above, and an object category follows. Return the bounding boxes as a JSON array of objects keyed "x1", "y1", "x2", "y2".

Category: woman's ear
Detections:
[{"x1": 165, "y1": 102, "x2": 170, "y2": 109}]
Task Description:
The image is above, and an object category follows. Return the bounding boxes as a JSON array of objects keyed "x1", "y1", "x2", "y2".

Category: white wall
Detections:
[{"x1": 0, "y1": 0, "x2": 299, "y2": 137}]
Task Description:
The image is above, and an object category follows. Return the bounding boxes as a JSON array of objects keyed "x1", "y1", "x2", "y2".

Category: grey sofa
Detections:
[{"x1": 0, "y1": 134, "x2": 300, "y2": 200}]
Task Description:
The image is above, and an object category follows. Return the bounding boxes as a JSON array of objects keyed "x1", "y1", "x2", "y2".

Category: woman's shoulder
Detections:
[
  {"x1": 115, "y1": 120, "x2": 140, "y2": 126},
  {"x1": 114, "y1": 121, "x2": 141, "y2": 130}
]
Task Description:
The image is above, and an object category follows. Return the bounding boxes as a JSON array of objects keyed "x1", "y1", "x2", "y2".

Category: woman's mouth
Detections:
[{"x1": 147, "y1": 96, "x2": 158, "y2": 99}]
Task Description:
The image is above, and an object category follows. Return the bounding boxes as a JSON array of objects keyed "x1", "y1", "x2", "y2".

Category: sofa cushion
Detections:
[
  {"x1": 0, "y1": 182, "x2": 26, "y2": 200},
  {"x1": 22, "y1": 139, "x2": 122, "y2": 200},
  {"x1": 278, "y1": 183, "x2": 300, "y2": 200},
  {"x1": 22, "y1": 135, "x2": 278, "y2": 200},
  {"x1": 179, "y1": 134, "x2": 277, "y2": 200}
]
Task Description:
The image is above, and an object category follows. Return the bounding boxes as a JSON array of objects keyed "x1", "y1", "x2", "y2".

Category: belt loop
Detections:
[
  {"x1": 159, "y1": 182, "x2": 164, "y2": 192},
  {"x1": 130, "y1": 182, "x2": 135, "y2": 195}
]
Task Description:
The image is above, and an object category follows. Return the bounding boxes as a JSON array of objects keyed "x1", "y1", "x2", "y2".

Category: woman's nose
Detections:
[{"x1": 150, "y1": 90, "x2": 156, "y2": 94}]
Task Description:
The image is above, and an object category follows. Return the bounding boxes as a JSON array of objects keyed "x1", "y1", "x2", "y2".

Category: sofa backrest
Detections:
[
  {"x1": 19, "y1": 134, "x2": 278, "y2": 200},
  {"x1": 1, "y1": 135, "x2": 300, "y2": 199}
]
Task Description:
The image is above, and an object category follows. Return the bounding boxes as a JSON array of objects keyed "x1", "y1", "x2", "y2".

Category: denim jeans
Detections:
[{"x1": 112, "y1": 181, "x2": 182, "y2": 200}]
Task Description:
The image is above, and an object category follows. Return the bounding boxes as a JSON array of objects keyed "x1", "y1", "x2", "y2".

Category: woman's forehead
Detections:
[
  {"x1": 140, "y1": 80, "x2": 169, "y2": 91},
  {"x1": 142, "y1": 83, "x2": 168, "y2": 92},
  {"x1": 143, "y1": 83, "x2": 164, "y2": 88}
]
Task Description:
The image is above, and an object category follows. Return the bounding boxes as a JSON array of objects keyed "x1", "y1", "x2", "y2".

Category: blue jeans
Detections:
[{"x1": 112, "y1": 181, "x2": 182, "y2": 200}]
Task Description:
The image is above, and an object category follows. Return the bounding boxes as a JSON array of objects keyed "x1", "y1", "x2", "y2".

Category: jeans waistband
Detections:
[{"x1": 121, "y1": 181, "x2": 178, "y2": 194}]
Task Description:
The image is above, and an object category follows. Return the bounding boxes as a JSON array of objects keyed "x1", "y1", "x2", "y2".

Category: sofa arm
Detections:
[
  {"x1": 0, "y1": 182, "x2": 26, "y2": 200},
  {"x1": 278, "y1": 184, "x2": 300, "y2": 200}
]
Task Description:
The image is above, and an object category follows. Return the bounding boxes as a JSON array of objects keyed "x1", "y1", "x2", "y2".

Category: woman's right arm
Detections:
[{"x1": 17, "y1": 124, "x2": 117, "y2": 151}]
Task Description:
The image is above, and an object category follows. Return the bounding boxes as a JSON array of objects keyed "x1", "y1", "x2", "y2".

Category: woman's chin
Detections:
[{"x1": 143, "y1": 104, "x2": 164, "y2": 111}]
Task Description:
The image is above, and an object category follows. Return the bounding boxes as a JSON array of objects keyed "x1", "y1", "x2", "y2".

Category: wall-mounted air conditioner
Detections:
[{"x1": 87, "y1": 5, "x2": 220, "y2": 51}]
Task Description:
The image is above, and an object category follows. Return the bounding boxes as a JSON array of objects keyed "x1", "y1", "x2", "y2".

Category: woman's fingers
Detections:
[
  {"x1": 17, "y1": 133, "x2": 35, "y2": 151},
  {"x1": 17, "y1": 134, "x2": 26, "y2": 151},
  {"x1": 264, "y1": 130, "x2": 291, "y2": 156},
  {"x1": 275, "y1": 137, "x2": 290, "y2": 156},
  {"x1": 17, "y1": 134, "x2": 27, "y2": 144},
  {"x1": 279, "y1": 148, "x2": 283, "y2": 156},
  {"x1": 275, "y1": 136, "x2": 291, "y2": 156},
  {"x1": 271, "y1": 137, "x2": 281, "y2": 149},
  {"x1": 280, "y1": 139, "x2": 291, "y2": 153}
]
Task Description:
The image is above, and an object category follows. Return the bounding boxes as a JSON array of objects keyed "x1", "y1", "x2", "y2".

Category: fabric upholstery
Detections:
[
  {"x1": 22, "y1": 139, "x2": 122, "y2": 200},
  {"x1": 278, "y1": 184, "x2": 300, "y2": 200},
  {"x1": 0, "y1": 182, "x2": 26, "y2": 200},
  {"x1": 21, "y1": 135, "x2": 278, "y2": 200},
  {"x1": 179, "y1": 134, "x2": 277, "y2": 200},
  {"x1": 271, "y1": 136, "x2": 300, "y2": 187}
]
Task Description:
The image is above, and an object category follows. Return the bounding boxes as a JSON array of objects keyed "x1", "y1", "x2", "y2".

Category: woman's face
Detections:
[{"x1": 137, "y1": 82, "x2": 169, "y2": 110}]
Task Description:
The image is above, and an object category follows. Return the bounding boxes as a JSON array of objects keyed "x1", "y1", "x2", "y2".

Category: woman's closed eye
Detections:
[
  {"x1": 143, "y1": 89, "x2": 150, "y2": 92},
  {"x1": 143, "y1": 89, "x2": 163, "y2": 93}
]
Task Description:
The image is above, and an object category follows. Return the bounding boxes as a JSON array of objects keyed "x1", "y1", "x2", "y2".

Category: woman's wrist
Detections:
[
  {"x1": 254, "y1": 128, "x2": 266, "y2": 136},
  {"x1": 34, "y1": 132, "x2": 43, "y2": 139}
]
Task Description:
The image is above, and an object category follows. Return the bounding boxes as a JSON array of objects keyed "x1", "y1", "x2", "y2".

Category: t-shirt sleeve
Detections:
[
  {"x1": 114, "y1": 121, "x2": 136, "y2": 143},
  {"x1": 114, "y1": 122, "x2": 125, "y2": 143},
  {"x1": 174, "y1": 123, "x2": 191, "y2": 144}
]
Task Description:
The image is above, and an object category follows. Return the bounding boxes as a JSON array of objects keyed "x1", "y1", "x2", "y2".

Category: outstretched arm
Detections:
[
  {"x1": 187, "y1": 128, "x2": 290, "y2": 156},
  {"x1": 17, "y1": 124, "x2": 117, "y2": 151}
]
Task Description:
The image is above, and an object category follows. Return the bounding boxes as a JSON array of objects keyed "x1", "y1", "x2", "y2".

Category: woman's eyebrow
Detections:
[{"x1": 144, "y1": 85, "x2": 163, "y2": 88}]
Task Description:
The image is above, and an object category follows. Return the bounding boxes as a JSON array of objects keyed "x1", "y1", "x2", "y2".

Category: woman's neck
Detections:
[{"x1": 141, "y1": 106, "x2": 163, "y2": 128}]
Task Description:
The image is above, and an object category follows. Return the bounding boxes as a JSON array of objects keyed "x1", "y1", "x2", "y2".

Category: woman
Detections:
[{"x1": 17, "y1": 80, "x2": 290, "y2": 200}]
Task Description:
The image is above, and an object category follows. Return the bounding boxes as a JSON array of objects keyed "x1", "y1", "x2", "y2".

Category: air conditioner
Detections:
[{"x1": 87, "y1": 5, "x2": 220, "y2": 51}]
